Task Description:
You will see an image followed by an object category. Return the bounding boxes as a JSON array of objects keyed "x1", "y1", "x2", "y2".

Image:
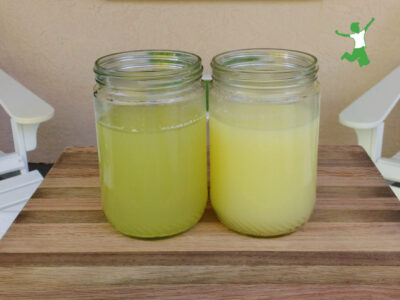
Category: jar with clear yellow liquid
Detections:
[
  {"x1": 93, "y1": 50, "x2": 207, "y2": 238},
  {"x1": 209, "y1": 49, "x2": 320, "y2": 237}
]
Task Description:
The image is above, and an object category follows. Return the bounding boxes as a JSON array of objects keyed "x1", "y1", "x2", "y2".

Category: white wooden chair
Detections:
[
  {"x1": 0, "y1": 69, "x2": 54, "y2": 239},
  {"x1": 339, "y1": 65, "x2": 400, "y2": 199}
]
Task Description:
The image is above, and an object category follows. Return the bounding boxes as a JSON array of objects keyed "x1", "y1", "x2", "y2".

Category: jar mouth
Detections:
[
  {"x1": 94, "y1": 50, "x2": 203, "y2": 90},
  {"x1": 211, "y1": 48, "x2": 318, "y2": 89}
]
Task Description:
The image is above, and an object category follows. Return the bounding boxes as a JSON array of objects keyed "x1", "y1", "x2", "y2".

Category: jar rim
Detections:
[
  {"x1": 211, "y1": 48, "x2": 318, "y2": 89},
  {"x1": 94, "y1": 50, "x2": 203, "y2": 90}
]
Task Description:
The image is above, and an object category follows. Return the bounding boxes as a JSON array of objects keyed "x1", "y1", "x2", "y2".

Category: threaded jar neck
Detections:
[
  {"x1": 211, "y1": 49, "x2": 318, "y2": 90},
  {"x1": 94, "y1": 50, "x2": 203, "y2": 91}
]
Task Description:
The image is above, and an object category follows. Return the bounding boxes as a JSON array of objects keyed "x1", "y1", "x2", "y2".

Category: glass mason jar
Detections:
[
  {"x1": 209, "y1": 49, "x2": 320, "y2": 237},
  {"x1": 93, "y1": 50, "x2": 208, "y2": 238}
]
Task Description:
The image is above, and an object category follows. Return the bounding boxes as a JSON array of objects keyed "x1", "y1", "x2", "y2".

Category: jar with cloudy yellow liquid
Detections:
[
  {"x1": 93, "y1": 50, "x2": 207, "y2": 238},
  {"x1": 209, "y1": 49, "x2": 320, "y2": 237}
]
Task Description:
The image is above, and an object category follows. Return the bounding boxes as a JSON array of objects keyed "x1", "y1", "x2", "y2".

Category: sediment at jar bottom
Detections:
[{"x1": 97, "y1": 115, "x2": 208, "y2": 238}]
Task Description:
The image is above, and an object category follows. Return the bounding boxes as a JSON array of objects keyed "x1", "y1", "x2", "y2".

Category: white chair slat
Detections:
[
  {"x1": 0, "y1": 170, "x2": 43, "y2": 239},
  {"x1": 0, "y1": 153, "x2": 26, "y2": 175}
]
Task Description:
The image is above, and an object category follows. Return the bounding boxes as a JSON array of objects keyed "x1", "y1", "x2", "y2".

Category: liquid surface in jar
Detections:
[
  {"x1": 96, "y1": 102, "x2": 207, "y2": 238},
  {"x1": 210, "y1": 98, "x2": 319, "y2": 236}
]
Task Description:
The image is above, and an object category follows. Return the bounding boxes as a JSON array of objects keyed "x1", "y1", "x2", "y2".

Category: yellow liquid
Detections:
[
  {"x1": 210, "y1": 101, "x2": 319, "y2": 237},
  {"x1": 96, "y1": 103, "x2": 207, "y2": 238}
]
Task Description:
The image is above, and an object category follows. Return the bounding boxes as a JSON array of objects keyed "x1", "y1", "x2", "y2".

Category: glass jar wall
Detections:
[
  {"x1": 93, "y1": 50, "x2": 207, "y2": 238},
  {"x1": 209, "y1": 49, "x2": 320, "y2": 237}
]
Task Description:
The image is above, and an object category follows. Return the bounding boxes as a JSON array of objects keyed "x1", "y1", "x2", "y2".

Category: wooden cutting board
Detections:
[{"x1": 1, "y1": 145, "x2": 400, "y2": 299}]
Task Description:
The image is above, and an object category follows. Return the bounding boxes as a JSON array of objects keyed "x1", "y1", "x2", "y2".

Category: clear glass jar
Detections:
[
  {"x1": 209, "y1": 49, "x2": 320, "y2": 237},
  {"x1": 93, "y1": 50, "x2": 207, "y2": 238}
]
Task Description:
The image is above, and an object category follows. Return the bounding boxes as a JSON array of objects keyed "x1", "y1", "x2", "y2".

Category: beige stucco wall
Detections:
[{"x1": 0, "y1": 0, "x2": 399, "y2": 162}]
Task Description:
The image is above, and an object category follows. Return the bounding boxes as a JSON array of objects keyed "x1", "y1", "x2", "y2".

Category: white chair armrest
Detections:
[
  {"x1": 0, "y1": 69, "x2": 54, "y2": 125},
  {"x1": 339, "y1": 65, "x2": 400, "y2": 129}
]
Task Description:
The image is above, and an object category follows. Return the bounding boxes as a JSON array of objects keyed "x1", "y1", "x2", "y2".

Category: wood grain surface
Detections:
[{"x1": 1, "y1": 145, "x2": 400, "y2": 299}]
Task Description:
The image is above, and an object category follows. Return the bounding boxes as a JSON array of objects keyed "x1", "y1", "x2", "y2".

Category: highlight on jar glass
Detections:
[
  {"x1": 93, "y1": 50, "x2": 208, "y2": 238},
  {"x1": 209, "y1": 49, "x2": 320, "y2": 237}
]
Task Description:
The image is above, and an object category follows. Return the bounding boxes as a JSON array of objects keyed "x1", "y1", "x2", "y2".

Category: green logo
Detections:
[{"x1": 335, "y1": 17, "x2": 375, "y2": 67}]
